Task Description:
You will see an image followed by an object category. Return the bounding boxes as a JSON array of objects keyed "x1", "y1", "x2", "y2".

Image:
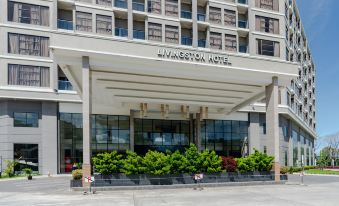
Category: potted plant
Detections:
[{"x1": 22, "y1": 168, "x2": 33, "y2": 180}]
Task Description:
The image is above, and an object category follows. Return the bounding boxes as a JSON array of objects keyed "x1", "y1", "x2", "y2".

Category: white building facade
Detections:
[{"x1": 0, "y1": 0, "x2": 316, "y2": 177}]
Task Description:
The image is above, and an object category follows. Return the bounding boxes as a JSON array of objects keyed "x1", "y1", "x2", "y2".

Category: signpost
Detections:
[
  {"x1": 84, "y1": 176, "x2": 95, "y2": 194},
  {"x1": 194, "y1": 174, "x2": 204, "y2": 190}
]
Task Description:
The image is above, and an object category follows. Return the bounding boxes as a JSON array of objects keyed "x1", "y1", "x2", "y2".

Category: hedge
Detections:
[{"x1": 92, "y1": 145, "x2": 274, "y2": 175}]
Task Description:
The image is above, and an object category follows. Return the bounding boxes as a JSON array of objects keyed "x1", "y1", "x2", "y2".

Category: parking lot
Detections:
[{"x1": 0, "y1": 174, "x2": 338, "y2": 206}]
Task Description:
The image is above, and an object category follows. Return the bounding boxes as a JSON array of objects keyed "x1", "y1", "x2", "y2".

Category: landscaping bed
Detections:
[{"x1": 71, "y1": 172, "x2": 287, "y2": 188}]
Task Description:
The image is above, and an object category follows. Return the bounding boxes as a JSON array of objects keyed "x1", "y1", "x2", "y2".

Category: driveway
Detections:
[{"x1": 0, "y1": 174, "x2": 338, "y2": 206}]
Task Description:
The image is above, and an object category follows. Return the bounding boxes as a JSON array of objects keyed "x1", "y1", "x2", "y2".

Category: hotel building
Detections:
[{"x1": 0, "y1": 0, "x2": 316, "y2": 178}]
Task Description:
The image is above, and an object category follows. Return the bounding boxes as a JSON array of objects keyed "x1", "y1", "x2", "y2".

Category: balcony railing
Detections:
[
  {"x1": 133, "y1": 2, "x2": 145, "y2": 11},
  {"x1": 237, "y1": 0, "x2": 248, "y2": 4},
  {"x1": 238, "y1": 20, "x2": 248, "y2": 29},
  {"x1": 181, "y1": 36, "x2": 192, "y2": 46},
  {"x1": 58, "y1": 80, "x2": 73, "y2": 91},
  {"x1": 57, "y1": 19, "x2": 73, "y2": 30},
  {"x1": 197, "y1": 13, "x2": 206, "y2": 21},
  {"x1": 115, "y1": 27, "x2": 128, "y2": 37},
  {"x1": 133, "y1": 30, "x2": 145, "y2": 39},
  {"x1": 115, "y1": 0, "x2": 127, "y2": 8},
  {"x1": 181, "y1": 10, "x2": 192, "y2": 19},
  {"x1": 239, "y1": 45, "x2": 248, "y2": 53},
  {"x1": 198, "y1": 39, "x2": 206, "y2": 48}
]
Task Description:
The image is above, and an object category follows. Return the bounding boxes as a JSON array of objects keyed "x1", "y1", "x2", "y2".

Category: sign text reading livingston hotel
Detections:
[{"x1": 157, "y1": 48, "x2": 231, "y2": 65}]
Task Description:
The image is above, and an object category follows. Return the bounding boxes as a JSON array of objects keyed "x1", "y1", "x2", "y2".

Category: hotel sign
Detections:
[{"x1": 157, "y1": 49, "x2": 231, "y2": 65}]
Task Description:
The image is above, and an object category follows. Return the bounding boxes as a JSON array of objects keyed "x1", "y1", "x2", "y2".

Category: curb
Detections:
[{"x1": 71, "y1": 181, "x2": 287, "y2": 191}]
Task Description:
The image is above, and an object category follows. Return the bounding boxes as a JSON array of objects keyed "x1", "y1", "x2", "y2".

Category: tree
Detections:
[
  {"x1": 324, "y1": 132, "x2": 339, "y2": 166},
  {"x1": 318, "y1": 148, "x2": 331, "y2": 168}
]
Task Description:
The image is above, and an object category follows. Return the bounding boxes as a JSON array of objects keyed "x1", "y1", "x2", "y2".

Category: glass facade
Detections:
[
  {"x1": 201, "y1": 120, "x2": 248, "y2": 157},
  {"x1": 14, "y1": 144, "x2": 39, "y2": 172},
  {"x1": 134, "y1": 119, "x2": 190, "y2": 154},
  {"x1": 292, "y1": 129, "x2": 298, "y2": 166},
  {"x1": 91, "y1": 115, "x2": 130, "y2": 155},
  {"x1": 14, "y1": 112, "x2": 39, "y2": 127}
]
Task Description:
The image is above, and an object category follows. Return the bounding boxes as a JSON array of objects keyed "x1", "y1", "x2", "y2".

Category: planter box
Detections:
[
  {"x1": 70, "y1": 179, "x2": 82, "y2": 188},
  {"x1": 85, "y1": 172, "x2": 282, "y2": 187}
]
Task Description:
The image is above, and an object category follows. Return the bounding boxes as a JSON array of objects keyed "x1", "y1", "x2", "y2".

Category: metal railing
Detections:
[
  {"x1": 115, "y1": 0, "x2": 127, "y2": 8},
  {"x1": 133, "y1": 2, "x2": 145, "y2": 11},
  {"x1": 198, "y1": 39, "x2": 206, "y2": 48},
  {"x1": 181, "y1": 36, "x2": 192, "y2": 46},
  {"x1": 57, "y1": 19, "x2": 73, "y2": 30},
  {"x1": 197, "y1": 13, "x2": 206, "y2": 21},
  {"x1": 238, "y1": 20, "x2": 248, "y2": 29},
  {"x1": 181, "y1": 10, "x2": 192, "y2": 19},
  {"x1": 133, "y1": 30, "x2": 145, "y2": 39},
  {"x1": 58, "y1": 80, "x2": 73, "y2": 91},
  {"x1": 115, "y1": 27, "x2": 128, "y2": 37}
]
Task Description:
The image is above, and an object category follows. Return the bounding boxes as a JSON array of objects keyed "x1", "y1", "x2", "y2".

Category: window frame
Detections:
[{"x1": 13, "y1": 112, "x2": 39, "y2": 128}]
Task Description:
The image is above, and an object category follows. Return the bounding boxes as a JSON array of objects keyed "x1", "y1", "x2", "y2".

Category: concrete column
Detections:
[
  {"x1": 52, "y1": 0, "x2": 58, "y2": 30},
  {"x1": 82, "y1": 56, "x2": 92, "y2": 189},
  {"x1": 192, "y1": 0, "x2": 198, "y2": 48},
  {"x1": 288, "y1": 120, "x2": 294, "y2": 166},
  {"x1": 41, "y1": 102, "x2": 58, "y2": 175},
  {"x1": 129, "y1": 110, "x2": 135, "y2": 152},
  {"x1": 266, "y1": 76, "x2": 280, "y2": 181},
  {"x1": 195, "y1": 113, "x2": 201, "y2": 151},
  {"x1": 128, "y1": 0, "x2": 133, "y2": 40},
  {"x1": 189, "y1": 114, "x2": 194, "y2": 144},
  {"x1": 248, "y1": 112, "x2": 260, "y2": 154}
]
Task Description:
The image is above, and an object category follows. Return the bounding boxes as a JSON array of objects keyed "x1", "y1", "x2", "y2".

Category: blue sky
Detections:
[{"x1": 297, "y1": 0, "x2": 339, "y2": 137}]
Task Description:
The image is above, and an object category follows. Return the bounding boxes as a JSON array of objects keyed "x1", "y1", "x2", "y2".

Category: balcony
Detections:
[
  {"x1": 239, "y1": 45, "x2": 248, "y2": 53},
  {"x1": 181, "y1": 10, "x2": 192, "y2": 19},
  {"x1": 57, "y1": 19, "x2": 73, "y2": 30},
  {"x1": 181, "y1": 36, "x2": 192, "y2": 46},
  {"x1": 238, "y1": 20, "x2": 248, "y2": 29},
  {"x1": 115, "y1": 27, "x2": 128, "y2": 37},
  {"x1": 133, "y1": 2, "x2": 145, "y2": 11},
  {"x1": 133, "y1": 30, "x2": 145, "y2": 39},
  {"x1": 198, "y1": 39, "x2": 206, "y2": 48},
  {"x1": 237, "y1": 0, "x2": 248, "y2": 4},
  {"x1": 197, "y1": 13, "x2": 206, "y2": 22},
  {"x1": 115, "y1": 0, "x2": 127, "y2": 9},
  {"x1": 58, "y1": 80, "x2": 73, "y2": 91}
]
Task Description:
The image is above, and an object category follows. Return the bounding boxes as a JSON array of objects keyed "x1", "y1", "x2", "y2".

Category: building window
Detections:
[
  {"x1": 165, "y1": 25, "x2": 179, "y2": 44},
  {"x1": 14, "y1": 144, "x2": 39, "y2": 172},
  {"x1": 259, "y1": 114, "x2": 266, "y2": 134},
  {"x1": 225, "y1": 34, "x2": 237, "y2": 52},
  {"x1": 76, "y1": 12, "x2": 92, "y2": 32},
  {"x1": 8, "y1": 33, "x2": 49, "y2": 57},
  {"x1": 8, "y1": 64, "x2": 50, "y2": 87},
  {"x1": 201, "y1": 120, "x2": 248, "y2": 157},
  {"x1": 255, "y1": 16, "x2": 279, "y2": 34},
  {"x1": 97, "y1": 0, "x2": 112, "y2": 6},
  {"x1": 209, "y1": 7, "x2": 221, "y2": 24},
  {"x1": 92, "y1": 115, "x2": 130, "y2": 154},
  {"x1": 148, "y1": 0, "x2": 161, "y2": 14},
  {"x1": 8, "y1": 1, "x2": 49, "y2": 26},
  {"x1": 256, "y1": 39, "x2": 280, "y2": 57},
  {"x1": 165, "y1": 0, "x2": 178, "y2": 17},
  {"x1": 148, "y1": 22, "x2": 162, "y2": 42},
  {"x1": 135, "y1": 119, "x2": 190, "y2": 154},
  {"x1": 255, "y1": 0, "x2": 279, "y2": 11},
  {"x1": 224, "y1": 9, "x2": 236, "y2": 27},
  {"x1": 14, "y1": 112, "x2": 39, "y2": 127},
  {"x1": 210, "y1": 32, "x2": 222, "y2": 50},
  {"x1": 96, "y1": 15, "x2": 112, "y2": 35}
]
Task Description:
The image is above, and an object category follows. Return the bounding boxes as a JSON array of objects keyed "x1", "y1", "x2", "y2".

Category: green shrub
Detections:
[
  {"x1": 304, "y1": 166, "x2": 316, "y2": 170},
  {"x1": 72, "y1": 169, "x2": 83, "y2": 180},
  {"x1": 184, "y1": 144, "x2": 202, "y2": 173},
  {"x1": 200, "y1": 150, "x2": 222, "y2": 174},
  {"x1": 143, "y1": 150, "x2": 171, "y2": 175},
  {"x1": 236, "y1": 156, "x2": 255, "y2": 172},
  {"x1": 168, "y1": 150, "x2": 188, "y2": 174},
  {"x1": 288, "y1": 166, "x2": 294, "y2": 174},
  {"x1": 4, "y1": 160, "x2": 17, "y2": 177},
  {"x1": 22, "y1": 168, "x2": 33, "y2": 176},
  {"x1": 251, "y1": 149, "x2": 274, "y2": 171},
  {"x1": 280, "y1": 166, "x2": 289, "y2": 174},
  {"x1": 92, "y1": 151, "x2": 123, "y2": 175},
  {"x1": 121, "y1": 151, "x2": 146, "y2": 175},
  {"x1": 236, "y1": 149, "x2": 274, "y2": 173}
]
